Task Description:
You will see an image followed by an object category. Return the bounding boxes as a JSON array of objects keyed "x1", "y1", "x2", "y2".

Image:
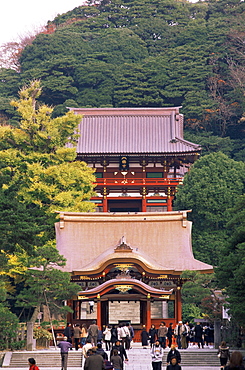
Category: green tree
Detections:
[
  {"x1": 181, "y1": 270, "x2": 221, "y2": 323},
  {"x1": 174, "y1": 152, "x2": 245, "y2": 265},
  {"x1": 216, "y1": 195, "x2": 245, "y2": 326},
  {"x1": 0, "y1": 304, "x2": 20, "y2": 350},
  {"x1": 15, "y1": 241, "x2": 80, "y2": 321},
  {"x1": 0, "y1": 80, "x2": 95, "y2": 214},
  {"x1": 0, "y1": 80, "x2": 95, "y2": 320}
]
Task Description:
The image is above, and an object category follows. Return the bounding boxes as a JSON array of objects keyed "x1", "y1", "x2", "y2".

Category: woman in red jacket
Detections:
[{"x1": 28, "y1": 358, "x2": 40, "y2": 370}]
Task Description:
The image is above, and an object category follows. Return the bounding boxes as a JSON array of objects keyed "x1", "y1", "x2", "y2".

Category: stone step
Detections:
[
  {"x1": 128, "y1": 350, "x2": 220, "y2": 366},
  {"x1": 4, "y1": 348, "x2": 244, "y2": 368},
  {"x1": 5, "y1": 352, "x2": 83, "y2": 368}
]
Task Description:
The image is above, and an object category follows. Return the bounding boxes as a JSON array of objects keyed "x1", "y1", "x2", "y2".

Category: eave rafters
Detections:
[{"x1": 77, "y1": 277, "x2": 173, "y2": 300}]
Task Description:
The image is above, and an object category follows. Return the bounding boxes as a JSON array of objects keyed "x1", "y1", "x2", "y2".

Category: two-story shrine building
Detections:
[{"x1": 55, "y1": 107, "x2": 213, "y2": 337}]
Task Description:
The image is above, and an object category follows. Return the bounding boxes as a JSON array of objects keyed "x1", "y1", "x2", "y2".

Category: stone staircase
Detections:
[
  {"x1": 163, "y1": 349, "x2": 220, "y2": 367},
  {"x1": 2, "y1": 351, "x2": 83, "y2": 368},
  {"x1": 3, "y1": 348, "x2": 245, "y2": 368}
]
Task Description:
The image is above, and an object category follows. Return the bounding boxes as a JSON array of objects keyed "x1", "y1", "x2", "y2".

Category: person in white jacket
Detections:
[
  {"x1": 151, "y1": 340, "x2": 163, "y2": 370},
  {"x1": 103, "y1": 325, "x2": 112, "y2": 351}
]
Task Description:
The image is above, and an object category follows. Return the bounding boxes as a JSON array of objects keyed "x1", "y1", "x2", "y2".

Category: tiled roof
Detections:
[{"x1": 69, "y1": 107, "x2": 201, "y2": 155}]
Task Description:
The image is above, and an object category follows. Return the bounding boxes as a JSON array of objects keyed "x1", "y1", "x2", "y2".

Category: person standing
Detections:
[
  {"x1": 174, "y1": 322, "x2": 184, "y2": 349},
  {"x1": 128, "y1": 323, "x2": 135, "y2": 344},
  {"x1": 151, "y1": 340, "x2": 163, "y2": 370},
  {"x1": 166, "y1": 357, "x2": 182, "y2": 370},
  {"x1": 28, "y1": 358, "x2": 40, "y2": 370},
  {"x1": 88, "y1": 320, "x2": 99, "y2": 346},
  {"x1": 57, "y1": 336, "x2": 72, "y2": 370},
  {"x1": 158, "y1": 322, "x2": 168, "y2": 349},
  {"x1": 166, "y1": 345, "x2": 181, "y2": 365},
  {"x1": 141, "y1": 325, "x2": 149, "y2": 348},
  {"x1": 74, "y1": 323, "x2": 82, "y2": 350},
  {"x1": 81, "y1": 324, "x2": 88, "y2": 346},
  {"x1": 167, "y1": 323, "x2": 174, "y2": 348},
  {"x1": 111, "y1": 325, "x2": 118, "y2": 345},
  {"x1": 63, "y1": 323, "x2": 73, "y2": 348},
  {"x1": 181, "y1": 321, "x2": 189, "y2": 349},
  {"x1": 217, "y1": 341, "x2": 230, "y2": 369},
  {"x1": 103, "y1": 325, "x2": 112, "y2": 351},
  {"x1": 149, "y1": 324, "x2": 158, "y2": 348},
  {"x1": 194, "y1": 322, "x2": 204, "y2": 349},
  {"x1": 84, "y1": 347, "x2": 105, "y2": 370},
  {"x1": 125, "y1": 323, "x2": 132, "y2": 350},
  {"x1": 89, "y1": 301, "x2": 94, "y2": 314}
]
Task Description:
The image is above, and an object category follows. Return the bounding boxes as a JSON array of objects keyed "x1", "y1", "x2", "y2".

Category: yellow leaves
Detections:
[
  {"x1": 10, "y1": 81, "x2": 82, "y2": 153},
  {"x1": 0, "y1": 249, "x2": 28, "y2": 282},
  {"x1": 0, "y1": 126, "x2": 29, "y2": 148},
  {"x1": 0, "y1": 149, "x2": 23, "y2": 169},
  {"x1": 3, "y1": 80, "x2": 95, "y2": 213},
  {"x1": 17, "y1": 160, "x2": 95, "y2": 212},
  {"x1": 55, "y1": 148, "x2": 77, "y2": 162},
  {"x1": 18, "y1": 80, "x2": 42, "y2": 101}
]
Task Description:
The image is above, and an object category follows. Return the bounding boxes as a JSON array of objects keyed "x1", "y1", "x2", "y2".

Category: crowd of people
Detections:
[
  {"x1": 28, "y1": 321, "x2": 245, "y2": 370},
  {"x1": 142, "y1": 321, "x2": 214, "y2": 350}
]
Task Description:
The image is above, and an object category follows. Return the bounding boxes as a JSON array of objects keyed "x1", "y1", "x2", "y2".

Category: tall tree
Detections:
[
  {"x1": 15, "y1": 241, "x2": 80, "y2": 321},
  {"x1": 0, "y1": 80, "x2": 95, "y2": 215},
  {"x1": 0, "y1": 80, "x2": 95, "y2": 320},
  {"x1": 216, "y1": 195, "x2": 245, "y2": 326},
  {"x1": 174, "y1": 152, "x2": 245, "y2": 265}
]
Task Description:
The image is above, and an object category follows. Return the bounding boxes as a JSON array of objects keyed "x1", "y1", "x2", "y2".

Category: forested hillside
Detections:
[
  {"x1": 0, "y1": 0, "x2": 245, "y2": 330},
  {"x1": 1, "y1": 0, "x2": 245, "y2": 151}
]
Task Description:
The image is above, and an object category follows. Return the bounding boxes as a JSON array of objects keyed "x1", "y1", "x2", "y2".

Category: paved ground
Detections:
[{"x1": 2, "y1": 344, "x2": 220, "y2": 370}]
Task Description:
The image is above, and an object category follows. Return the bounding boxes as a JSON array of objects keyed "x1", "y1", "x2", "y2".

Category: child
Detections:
[
  {"x1": 28, "y1": 358, "x2": 40, "y2": 370},
  {"x1": 111, "y1": 349, "x2": 123, "y2": 370}
]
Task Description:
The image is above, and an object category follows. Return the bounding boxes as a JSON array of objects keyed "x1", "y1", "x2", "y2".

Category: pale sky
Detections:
[
  {"x1": 0, "y1": 0, "x2": 86, "y2": 47},
  {"x1": 1, "y1": 0, "x2": 198, "y2": 48}
]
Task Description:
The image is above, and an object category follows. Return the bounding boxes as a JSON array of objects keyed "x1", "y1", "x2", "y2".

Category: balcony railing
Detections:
[{"x1": 95, "y1": 177, "x2": 183, "y2": 186}]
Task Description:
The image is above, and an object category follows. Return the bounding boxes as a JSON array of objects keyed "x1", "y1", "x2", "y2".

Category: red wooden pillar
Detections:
[
  {"x1": 103, "y1": 187, "x2": 108, "y2": 212},
  {"x1": 175, "y1": 287, "x2": 182, "y2": 323},
  {"x1": 96, "y1": 295, "x2": 101, "y2": 330},
  {"x1": 167, "y1": 187, "x2": 172, "y2": 211},
  {"x1": 141, "y1": 186, "x2": 147, "y2": 212},
  {"x1": 146, "y1": 295, "x2": 151, "y2": 331}
]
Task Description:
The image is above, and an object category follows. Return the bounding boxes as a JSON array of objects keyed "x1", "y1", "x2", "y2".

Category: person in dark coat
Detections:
[
  {"x1": 73, "y1": 323, "x2": 82, "y2": 351},
  {"x1": 111, "y1": 349, "x2": 123, "y2": 370},
  {"x1": 96, "y1": 342, "x2": 108, "y2": 360},
  {"x1": 63, "y1": 323, "x2": 73, "y2": 348},
  {"x1": 149, "y1": 324, "x2": 158, "y2": 348},
  {"x1": 111, "y1": 325, "x2": 118, "y2": 345},
  {"x1": 166, "y1": 344, "x2": 181, "y2": 365},
  {"x1": 84, "y1": 347, "x2": 105, "y2": 370},
  {"x1": 166, "y1": 357, "x2": 182, "y2": 370},
  {"x1": 224, "y1": 351, "x2": 245, "y2": 370},
  {"x1": 167, "y1": 323, "x2": 174, "y2": 348},
  {"x1": 217, "y1": 341, "x2": 230, "y2": 369},
  {"x1": 110, "y1": 340, "x2": 128, "y2": 368},
  {"x1": 141, "y1": 326, "x2": 149, "y2": 348},
  {"x1": 194, "y1": 322, "x2": 204, "y2": 349}
]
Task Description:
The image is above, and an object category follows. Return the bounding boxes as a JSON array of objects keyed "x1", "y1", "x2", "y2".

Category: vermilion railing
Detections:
[{"x1": 95, "y1": 177, "x2": 183, "y2": 186}]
